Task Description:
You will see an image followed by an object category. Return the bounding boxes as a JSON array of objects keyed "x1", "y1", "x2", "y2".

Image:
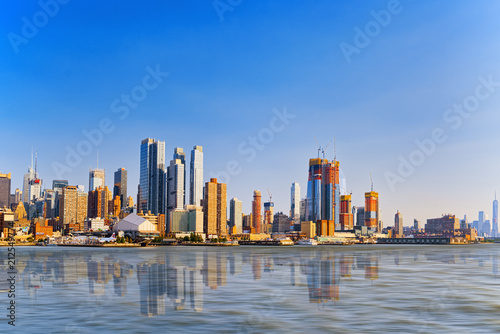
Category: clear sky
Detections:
[{"x1": 2, "y1": 0, "x2": 500, "y2": 226}]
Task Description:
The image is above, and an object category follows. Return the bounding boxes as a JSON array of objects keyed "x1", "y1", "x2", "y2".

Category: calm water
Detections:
[{"x1": 2, "y1": 244, "x2": 500, "y2": 333}]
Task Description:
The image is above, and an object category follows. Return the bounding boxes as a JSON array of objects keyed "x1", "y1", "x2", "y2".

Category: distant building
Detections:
[
  {"x1": 263, "y1": 201, "x2": 274, "y2": 233},
  {"x1": 203, "y1": 178, "x2": 227, "y2": 237},
  {"x1": 60, "y1": 186, "x2": 88, "y2": 231},
  {"x1": 190, "y1": 146, "x2": 203, "y2": 206},
  {"x1": 114, "y1": 213, "x2": 157, "y2": 233},
  {"x1": 89, "y1": 168, "x2": 105, "y2": 191},
  {"x1": 113, "y1": 168, "x2": 128, "y2": 208},
  {"x1": 394, "y1": 211, "x2": 403, "y2": 237},
  {"x1": 229, "y1": 198, "x2": 242, "y2": 234},
  {"x1": 414, "y1": 219, "x2": 420, "y2": 230},
  {"x1": 88, "y1": 186, "x2": 112, "y2": 219},
  {"x1": 139, "y1": 138, "x2": 166, "y2": 215},
  {"x1": 52, "y1": 179, "x2": 68, "y2": 217},
  {"x1": 252, "y1": 191, "x2": 262, "y2": 233},
  {"x1": 272, "y1": 212, "x2": 290, "y2": 233},
  {"x1": 301, "y1": 221, "x2": 316, "y2": 239},
  {"x1": 354, "y1": 206, "x2": 365, "y2": 226},
  {"x1": 0, "y1": 172, "x2": 11, "y2": 208},
  {"x1": 242, "y1": 213, "x2": 252, "y2": 231},
  {"x1": 493, "y1": 194, "x2": 498, "y2": 238},
  {"x1": 364, "y1": 191, "x2": 379, "y2": 230},
  {"x1": 306, "y1": 158, "x2": 340, "y2": 229},
  {"x1": 167, "y1": 149, "x2": 186, "y2": 220},
  {"x1": 168, "y1": 205, "x2": 203, "y2": 234},
  {"x1": 425, "y1": 215, "x2": 460, "y2": 235},
  {"x1": 339, "y1": 195, "x2": 353, "y2": 230},
  {"x1": 290, "y1": 183, "x2": 301, "y2": 224}
]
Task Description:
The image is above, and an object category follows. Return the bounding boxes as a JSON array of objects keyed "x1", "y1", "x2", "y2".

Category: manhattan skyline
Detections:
[{"x1": 2, "y1": 1, "x2": 500, "y2": 225}]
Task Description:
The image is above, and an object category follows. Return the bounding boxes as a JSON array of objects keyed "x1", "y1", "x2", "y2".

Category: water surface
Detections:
[{"x1": 2, "y1": 244, "x2": 500, "y2": 333}]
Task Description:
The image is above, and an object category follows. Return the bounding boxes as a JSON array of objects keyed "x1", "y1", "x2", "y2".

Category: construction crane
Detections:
[
  {"x1": 370, "y1": 172, "x2": 374, "y2": 192},
  {"x1": 267, "y1": 188, "x2": 272, "y2": 203},
  {"x1": 314, "y1": 137, "x2": 332, "y2": 159}
]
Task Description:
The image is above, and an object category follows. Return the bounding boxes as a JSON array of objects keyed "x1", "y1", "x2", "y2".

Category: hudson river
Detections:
[{"x1": 2, "y1": 244, "x2": 500, "y2": 333}]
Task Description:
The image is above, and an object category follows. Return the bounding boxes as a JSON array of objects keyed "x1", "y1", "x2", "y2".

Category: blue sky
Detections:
[{"x1": 2, "y1": 0, "x2": 500, "y2": 226}]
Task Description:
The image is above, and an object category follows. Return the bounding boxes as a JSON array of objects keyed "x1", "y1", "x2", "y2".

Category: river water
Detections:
[{"x1": 1, "y1": 244, "x2": 500, "y2": 333}]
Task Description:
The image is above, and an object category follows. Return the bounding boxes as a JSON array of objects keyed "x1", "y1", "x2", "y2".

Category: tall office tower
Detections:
[
  {"x1": 0, "y1": 173, "x2": 11, "y2": 208},
  {"x1": 229, "y1": 198, "x2": 242, "y2": 234},
  {"x1": 290, "y1": 183, "x2": 301, "y2": 224},
  {"x1": 43, "y1": 189, "x2": 56, "y2": 218},
  {"x1": 113, "y1": 168, "x2": 128, "y2": 208},
  {"x1": 300, "y1": 198, "x2": 307, "y2": 222},
  {"x1": 14, "y1": 188, "x2": 22, "y2": 204},
  {"x1": 394, "y1": 211, "x2": 403, "y2": 237},
  {"x1": 167, "y1": 156, "x2": 185, "y2": 219},
  {"x1": 263, "y1": 201, "x2": 274, "y2": 233},
  {"x1": 52, "y1": 180, "x2": 69, "y2": 193},
  {"x1": 22, "y1": 152, "x2": 42, "y2": 203},
  {"x1": 88, "y1": 186, "x2": 112, "y2": 219},
  {"x1": 52, "y1": 179, "x2": 68, "y2": 217},
  {"x1": 364, "y1": 191, "x2": 379, "y2": 230},
  {"x1": 339, "y1": 195, "x2": 353, "y2": 230},
  {"x1": 173, "y1": 147, "x2": 186, "y2": 203},
  {"x1": 89, "y1": 168, "x2": 105, "y2": 191},
  {"x1": 252, "y1": 190, "x2": 262, "y2": 234},
  {"x1": 306, "y1": 158, "x2": 340, "y2": 228},
  {"x1": 414, "y1": 219, "x2": 421, "y2": 230},
  {"x1": 60, "y1": 186, "x2": 88, "y2": 230},
  {"x1": 478, "y1": 211, "x2": 486, "y2": 236},
  {"x1": 264, "y1": 202, "x2": 274, "y2": 224},
  {"x1": 139, "y1": 138, "x2": 166, "y2": 215},
  {"x1": 190, "y1": 146, "x2": 204, "y2": 206},
  {"x1": 493, "y1": 194, "x2": 498, "y2": 238},
  {"x1": 203, "y1": 178, "x2": 227, "y2": 237}
]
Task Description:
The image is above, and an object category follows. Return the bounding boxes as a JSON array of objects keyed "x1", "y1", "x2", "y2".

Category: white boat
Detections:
[{"x1": 297, "y1": 239, "x2": 318, "y2": 246}]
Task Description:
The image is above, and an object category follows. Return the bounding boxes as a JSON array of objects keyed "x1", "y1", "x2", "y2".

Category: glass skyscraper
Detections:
[
  {"x1": 139, "y1": 138, "x2": 166, "y2": 215},
  {"x1": 190, "y1": 146, "x2": 203, "y2": 206}
]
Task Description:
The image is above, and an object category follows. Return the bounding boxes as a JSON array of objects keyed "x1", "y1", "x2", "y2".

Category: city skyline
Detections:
[{"x1": 2, "y1": 1, "x2": 500, "y2": 225}]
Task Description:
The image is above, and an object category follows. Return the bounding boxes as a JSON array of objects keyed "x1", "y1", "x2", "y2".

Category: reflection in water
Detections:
[{"x1": 4, "y1": 245, "x2": 500, "y2": 326}]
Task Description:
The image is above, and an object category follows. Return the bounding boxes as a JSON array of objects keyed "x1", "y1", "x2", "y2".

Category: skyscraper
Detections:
[
  {"x1": 493, "y1": 193, "x2": 498, "y2": 238},
  {"x1": 60, "y1": 186, "x2": 87, "y2": 230},
  {"x1": 290, "y1": 183, "x2": 300, "y2": 224},
  {"x1": 52, "y1": 179, "x2": 68, "y2": 218},
  {"x1": 167, "y1": 149, "x2": 186, "y2": 218},
  {"x1": 252, "y1": 190, "x2": 262, "y2": 234},
  {"x1": 229, "y1": 197, "x2": 242, "y2": 234},
  {"x1": 203, "y1": 178, "x2": 227, "y2": 237},
  {"x1": 190, "y1": 146, "x2": 203, "y2": 206},
  {"x1": 173, "y1": 147, "x2": 186, "y2": 204},
  {"x1": 139, "y1": 138, "x2": 166, "y2": 215},
  {"x1": 479, "y1": 211, "x2": 486, "y2": 236},
  {"x1": 306, "y1": 158, "x2": 340, "y2": 229},
  {"x1": 88, "y1": 186, "x2": 112, "y2": 219},
  {"x1": 364, "y1": 191, "x2": 379, "y2": 230},
  {"x1": 339, "y1": 194, "x2": 353, "y2": 230},
  {"x1": 89, "y1": 168, "x2": 105, "y2": 191},
  {"x1": 394, "y1": 211, "x2": 403, "y2": 237},
  {"x1": 0, "y1": 173, "x2": 11, "y2": 208},
  {"x1": 113, "y1": 168, "x2": 128, "y2": 208}
]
